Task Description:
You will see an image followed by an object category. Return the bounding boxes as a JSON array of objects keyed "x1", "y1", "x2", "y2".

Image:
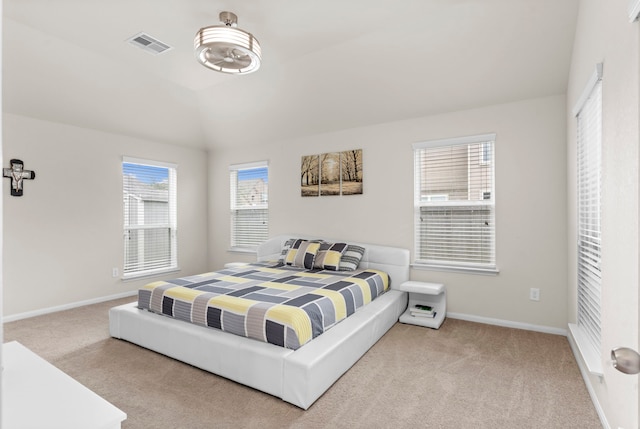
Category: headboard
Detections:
[{"x1": 257, "y1": 234, "x2": 410, "y2": 289}]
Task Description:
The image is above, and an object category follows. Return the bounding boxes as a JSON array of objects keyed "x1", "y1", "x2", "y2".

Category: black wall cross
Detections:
[{"x1": 3, "y1": 159, "x2": 36, "y2": 197}]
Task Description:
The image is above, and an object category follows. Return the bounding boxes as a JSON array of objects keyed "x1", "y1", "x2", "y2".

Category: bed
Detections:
[{"x1": 109, "y1": 234, "x2": 410, "y2": 409}]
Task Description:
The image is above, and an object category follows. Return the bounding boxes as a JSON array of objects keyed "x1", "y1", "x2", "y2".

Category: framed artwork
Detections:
[
  {"x1": 301, "y1": 155, "x2": 319, "y2": 197},
  {"x1": 340, "y1": 149, "x2": 363, "y2": 195},
  {"x1": 320, "y1": 152, "x2": 341, "y2": 196},
  {"x1": 300, "y1": 149, "x2": 363, "y2": 196}
]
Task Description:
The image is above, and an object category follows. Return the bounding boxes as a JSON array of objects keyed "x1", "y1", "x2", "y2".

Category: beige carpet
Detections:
[{"x1": 4, "y1": 297, "x2": 602, "y2": 429}]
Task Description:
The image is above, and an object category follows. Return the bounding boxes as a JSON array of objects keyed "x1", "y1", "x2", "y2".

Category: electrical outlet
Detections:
[
  {"x1": 529, "y1": 288, "x2": 540, "y2": 301},
  {"x1": 112, "y1": 267, "x2": 119, "y2": 278}
]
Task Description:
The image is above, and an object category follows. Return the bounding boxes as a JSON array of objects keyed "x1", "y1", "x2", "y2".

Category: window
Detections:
[
  {"x1": 572, "y1": 64, "x2": 603, "y2": 370},
  {"x1": 413, "y1": 134, "x2": 496, "y2": 273},
  {"x1": 229, "y1": 161, "x2": 269, "y2": 251},
  {"x1": 480, "y1": 142, "x2": 492, "y2": 164},
  {"x1": 122, "y1": 157, "x2": 177, "y2": 278}
]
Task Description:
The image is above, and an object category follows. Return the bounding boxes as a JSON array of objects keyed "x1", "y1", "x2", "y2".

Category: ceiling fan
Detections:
[{"x1": 194, "y1": 11, "x2": 262, "y2": 75}]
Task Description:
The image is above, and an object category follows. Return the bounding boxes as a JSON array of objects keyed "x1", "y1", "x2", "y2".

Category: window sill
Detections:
[
  {"x1": 228, "y1": 247, "x2": 258, "y2": 254},
  {"x1": 122, "y1": 267, "x2": 180, "y2": 282},
  {"x1": 411, "y1": 262, "x2": 500, "y2": 276},
  {"x1": 568, "y1": 323, "x2": 604, "y2": 376}
]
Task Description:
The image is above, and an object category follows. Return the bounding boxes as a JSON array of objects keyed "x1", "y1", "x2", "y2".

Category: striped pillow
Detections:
[
  {"x1": 277, "y1": 238, "x2": 297, "y2": 264},
  {"x1": 313, "y1": 242, "x2": 348, "y2": 271},
  {"x1": 285, "y1": 240, "x2": 321, "y2": 269},
  {"x1": 338, "y1": 245, "x2": 365, "y2": 271}
]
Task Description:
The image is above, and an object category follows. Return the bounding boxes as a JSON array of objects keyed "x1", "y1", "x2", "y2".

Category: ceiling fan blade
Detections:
[
  {"x1": 212, "y1": 59, "x2": 229, "y2": 67},
  {"x1": 230, "y1": 51, "x2": 251, "y2": 68}
]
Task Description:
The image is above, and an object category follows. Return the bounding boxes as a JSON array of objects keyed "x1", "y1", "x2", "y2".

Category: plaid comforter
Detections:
[{"x1": 138, "y1": 262, "x2": 390, "y2": 350}]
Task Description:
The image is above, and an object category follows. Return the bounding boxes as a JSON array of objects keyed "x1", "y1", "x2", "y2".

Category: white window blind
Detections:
[
  {"x1": 229, "y1": 161, "x2": 269, "y2": 251},
  {"x1": 575, "y1": 71, "x2": 603, "y2": 356},
  {"x1": 413, "y1": 134, "x2": 496, "y2": 272},
  {"x1": 122, "y1": 157, "x2": 177, "y2": 278}
]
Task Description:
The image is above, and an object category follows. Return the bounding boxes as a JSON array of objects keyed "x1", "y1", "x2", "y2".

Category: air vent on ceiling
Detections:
[{"x1": 127, "y1": 32, "x2": 172, "y2": 55}]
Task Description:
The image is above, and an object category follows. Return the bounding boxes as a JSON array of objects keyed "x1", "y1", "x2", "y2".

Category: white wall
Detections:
[
  {"x1": 567, "y1": 1, "x2": 639, "y2": 427},
  {"x1": 2, "y1": 114, "x2": 209, "y2": 317},
  {"x1": 1, "y1": 0, "x2": 5, "y2": 414},
  {"x1": 209, "y1": 94, "x2": 569, "y2": 331}
]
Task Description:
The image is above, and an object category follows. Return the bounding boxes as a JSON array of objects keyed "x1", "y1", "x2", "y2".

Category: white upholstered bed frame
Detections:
[{"x1": 109, "y1": 234, "x2": 410, "y2": 409}]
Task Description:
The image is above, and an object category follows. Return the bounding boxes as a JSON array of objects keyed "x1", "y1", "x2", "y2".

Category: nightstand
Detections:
[{"x1": 398, "y1": 281, "x2": 446, "y2": 329}]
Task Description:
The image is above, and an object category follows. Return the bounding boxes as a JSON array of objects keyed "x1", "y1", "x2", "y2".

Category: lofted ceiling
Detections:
[{"x1": 3, "y1": 0, "x2": 579, "y2": 150}]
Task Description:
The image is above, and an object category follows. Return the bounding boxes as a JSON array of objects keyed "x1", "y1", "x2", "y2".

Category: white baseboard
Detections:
[
  {"x1": 446, "y1": 312, "x2": 568, "y2": 336},
  {"x1": 3, "y1": 291, "x2": 138, "y2": 323},
  {"x1": 567, "y1": 328, "x2": 610, "y2": 429}
]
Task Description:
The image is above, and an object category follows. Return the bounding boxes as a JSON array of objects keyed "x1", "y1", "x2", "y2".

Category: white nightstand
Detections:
[{"x1": 398, "y1": 281, "x2": 446, "y2": 329}]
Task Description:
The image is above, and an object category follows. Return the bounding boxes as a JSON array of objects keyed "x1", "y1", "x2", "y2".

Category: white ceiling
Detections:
[{"x1": 3, "y1": 0, "x2": 579, "y2": 150}]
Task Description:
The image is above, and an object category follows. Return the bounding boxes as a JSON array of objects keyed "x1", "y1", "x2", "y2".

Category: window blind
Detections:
[
  {"x1": 229, "y1": 161, "x2": 269, "y2": 250},
  {"x1": 413, "y1": 134, "x2": 496, "y2": 271},
  {"x1": 123, "y1": 157, "x2": 177, "y2": 277},
  {"x1": 576, "y1": 76, "x2": 602, "y2": 355}
]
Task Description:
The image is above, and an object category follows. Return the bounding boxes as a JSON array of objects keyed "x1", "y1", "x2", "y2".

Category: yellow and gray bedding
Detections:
[{"x1": 138, "y1": 262, "x2": 389, "y2": 350}]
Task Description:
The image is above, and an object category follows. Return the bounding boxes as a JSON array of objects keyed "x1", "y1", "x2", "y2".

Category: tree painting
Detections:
[
  {"x1": 300, "y1": 149, "x2": 363, "y2": 197},
  {"x1": 300, "y1": 155, "x2": 319, "y2": 197},
  {"x1": 320, "y1": 152, "x2": 341, "y2": 196},
  {"x1": 341, "y1": 149, "x2": 363, "y2": 195}
]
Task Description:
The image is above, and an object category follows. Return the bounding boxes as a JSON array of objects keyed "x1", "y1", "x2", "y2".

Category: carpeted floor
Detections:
[{"x1": 4, "y1": 297, "x2": 602, "y2": 429}]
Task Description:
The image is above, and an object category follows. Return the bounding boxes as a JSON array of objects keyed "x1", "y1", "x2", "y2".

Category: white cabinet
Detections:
[
  {"x1": 397, "y1": 281, "x2": 446, "y2": 329},
  {"x1": 2, "y1": 341, "x2": 127, "y2": 429}
]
